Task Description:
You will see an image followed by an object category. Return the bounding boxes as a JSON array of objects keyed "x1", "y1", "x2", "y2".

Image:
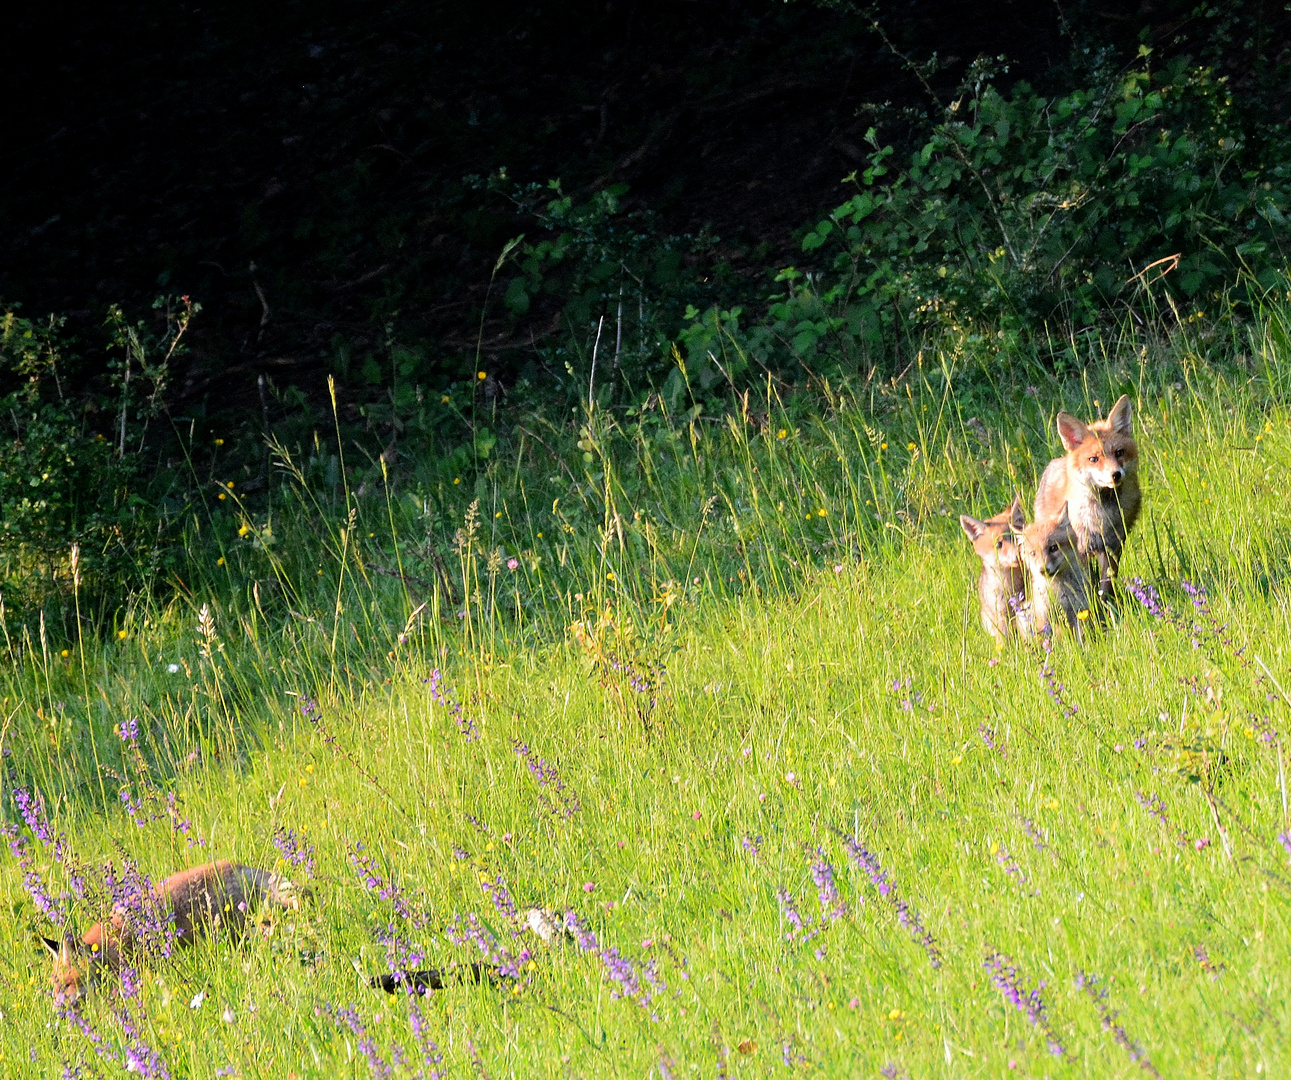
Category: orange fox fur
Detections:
[
  {"x1": 1020, "y1": 503, "x2": 1093, "y2": 637},
  {"x1": 42, "y1": 860, "x2": 305, "y2": 1004},
  {"x1": 960, "y1": 494, "x2": 1027, "y2": 643},
  {"x1": 1034, "y1": 394, "x2": 1140, "y2": 595}
]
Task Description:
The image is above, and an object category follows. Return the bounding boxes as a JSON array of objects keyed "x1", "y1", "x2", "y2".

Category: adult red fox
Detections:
[
  {"x1": 1034, "y1": 395, "x2": 1140, "y2": 596},
  {"x1": 41, "y1": 860, "x2": 305, "y2": 1004},
  {"x1": 959, "y1": 495, "x2": 1028, "y2": 643}
]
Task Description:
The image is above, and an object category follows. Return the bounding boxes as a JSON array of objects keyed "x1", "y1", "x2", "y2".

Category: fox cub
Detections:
[
  {"x1": 960, "y1": 495, "x2": 1028, "y2": 643},
  {"x1": 1034, "y1": 394, "x2": 1140, "y2": 596},
  {"x1": 42, "y1": 860, "x2": 306, "y2": 1004},
  {"x1": 1020, "y1": 503, "x2": 1093, "y2": 637}
]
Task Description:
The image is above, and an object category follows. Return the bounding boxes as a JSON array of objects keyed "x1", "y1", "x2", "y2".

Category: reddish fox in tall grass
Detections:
[
  {"x1": 959, "y1": 494, "x2": 1027, "y2": 643},
  {"x1": 40, "y1": 861, "x2": 306, "y2": 1004},
  {"x1": 1034, "y1": 394, "x2": 1140, "y2": 596},
  {"x1": 1021, "y1": 503, "x2": 1093, "y2": 637}
]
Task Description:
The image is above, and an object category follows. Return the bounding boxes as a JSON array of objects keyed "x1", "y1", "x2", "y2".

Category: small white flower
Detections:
[
  {"x1": 190, "y1": 990, "x2": 206, "y2": 1009},
  {"x1": 168, "y1": 663, "x2": 180, "y2": 674}
]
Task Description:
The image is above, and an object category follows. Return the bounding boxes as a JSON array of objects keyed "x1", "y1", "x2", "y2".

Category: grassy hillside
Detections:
[{"x1": 3, "y1": 296, "x2": 1291, "y2": 1076}]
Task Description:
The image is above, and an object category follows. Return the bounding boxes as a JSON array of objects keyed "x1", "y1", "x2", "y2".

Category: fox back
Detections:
[
  {"x1": 44, "y1": 860, "x2": 304, "y2": 1004},
  {"x1": 1034, "y1": 395, "x2": 1140, "y2": 589},
  {"x1": 960, "y1": 495, "x2": 1027, "y2": 642},
  {"x1": 1021, "y1": 505, "x2": 1092, "y2": 636}
]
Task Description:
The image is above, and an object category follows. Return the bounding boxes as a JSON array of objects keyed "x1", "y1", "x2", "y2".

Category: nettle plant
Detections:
[
  {"x1": 0, "y1": 297, "x2": 196, "y2": 622},
  {"x1": 690, "y1": 50, "x2": 1291, "y2": 378}
]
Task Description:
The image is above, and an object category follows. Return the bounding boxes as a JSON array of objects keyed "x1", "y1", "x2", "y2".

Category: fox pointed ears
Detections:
[
  {"x1": 959, "y1": 514, "x2": 988, "y2": 542},
  {"x1": 1106, "y1": 394, "x2": 1133, "y2": 434},
  {"x1": 1056, "y1": 501, "x2": 1072, "y2": 529},
  {"x1": 1009, "y1": 494, "x2": 1026, "y2": 531},
  {"x1": 37, "y1": 934, "x2": 74, "y2": 959},
  {"x1": 1055, "y1": 411, "x2": 1090, "y2": 451}
]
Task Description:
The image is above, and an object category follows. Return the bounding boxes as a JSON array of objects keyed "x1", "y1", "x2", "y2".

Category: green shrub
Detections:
[{"x1": 0, "y1": 298, "x2": 196, "y2": 626}]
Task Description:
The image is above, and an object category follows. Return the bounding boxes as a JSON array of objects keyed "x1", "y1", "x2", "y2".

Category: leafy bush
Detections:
[
  {"x1": 682, "y1": 49, "x2": 1291, "y2": 380},
  {"x1": 0, "y1": 298, "x2": 195, "y2": 624}
]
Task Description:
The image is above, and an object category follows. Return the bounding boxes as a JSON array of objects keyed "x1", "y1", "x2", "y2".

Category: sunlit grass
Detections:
[{"x1": 3, "y1": 299, "x2": 1291, "y2": 1076}]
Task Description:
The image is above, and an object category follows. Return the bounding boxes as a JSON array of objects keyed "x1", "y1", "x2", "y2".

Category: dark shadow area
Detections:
[{"x1": 1, "y1": 0, "x2": 1199, "y2": 415}]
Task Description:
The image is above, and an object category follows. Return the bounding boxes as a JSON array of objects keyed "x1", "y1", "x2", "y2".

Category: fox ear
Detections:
[
  {"x1": 37, "y1": 935, "x2": 61, "y2": 958},
  {"x1": 1009, "y1": 495, "x2": 1026, "y2": 532},
  {"x1": 1107, "y1": 394, "x2": 1133, "y2": 434},
  {"x1": 1055, "y1": 412, "x2": 1088, "y2": 451},
  {"x1": 1056, "y1": 502, "x2": 1071, "y2": 529},
  {"x1": 960, "y1": 514, "x2": 987, "y2": 542}
]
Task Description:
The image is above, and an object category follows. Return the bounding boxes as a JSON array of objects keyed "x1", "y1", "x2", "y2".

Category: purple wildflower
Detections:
[
  {"x1": 1278, "y1": 832, "x2": 1291, "y2": 860},
  {"x1": 1135, "y1": 791, "x2": 1191, "y2": 847},
  {"x1": 165, "y1": 792, "x2": 204, "y2": 848},
  {"x1": 835, "y1": 830, "x2": 940, "y2": 968},
  {"x1": 600, "y1": 947, "x2": 642, "y2": 1000},
  {"x1": 657, "y1": 1052, "x2": 677, "y2": 1080},
  {"x1": 102, "y1": 858, "x2": 178, "y2": 959},
  {"x1": 1018, "y1": 816, "x2": 1049, "y2": 852},
  {"x1": 14, "y1": 785, "x2": 57, "y2": 847},
  {"x1": 272, "y1": 825, "x2": 317, "y2": 878},
  {"x1": 810, "y1": 848, "x2": 847, "y2": 921},
  {"x1": 564, "y1": 910, "x2": 600, "y2": 951},
  {"x1": 375, "y1": 922, "x2": 427, "y2": 975},
  {"x1": 563, "y1": 910, "x2": 660, "y2": 1015},
  {"x1": 117, "y1": 966, "x2": 171, "y2": 1079},
  {"x1": 57, "y1": 1001, "x2": 118, "y2": 1066},
  {"x1": 425, "y1": 669, "x2": 480, "y2": 741},
  {"x1": 511, "y1": 739, "x2": 580, "y2": 819},
  {"x1": 480, "y1": 873, "x2": 519, "y2": 928},
  {"x1": 741, "y1": 834, "x2": 762, "y2": 859},
  {"x1": 408, "y1": 1000, "x2": 446, "y2": 1079},
  {"x1": 348, "y1": 841, "x2": 421, "y2": 925},
  {"x1": 3, "y1": 823, "x2": 64, "y2": 924},
  {"x1": 979, "y1": 723, "x2": 1005, "y2": 755},
  {"x1": 994, "y1": 842, "x2": 1027, "y2": 884},
  {"x1": 116, "y1": 717, "x2": 140, "y2": 743},
  {"x1": 1074, "y1": 971, "x2": 1162, "y2": 1077},
  {"x1": 321, "y1": 1003, "x2": 395, "y2": 1079},
  {"x1": 776, "y1": 887, "x2": 807, "y2": 941},
  {"x1": 1194, "y1": 944, "x2": 1223, "y2": 980},
  {"x1": 451, "y1": 846, "x2": 470, "y2": 861},
  {"x1": 984, "y1": 949, "x2": 1066, "y2": 1058},
  {"x1": 889, "y1": 676, "x2": 927, "y2": 712},
  {"x1": 1125, "y1": 577, "x2": 1164, "y2": 620},
  {"x1": 446, "y1": 912, "x2": 531, "y2": 980},
  {"x1": 1039, "y1": 633, "x2": 1078, "y2": 717}
]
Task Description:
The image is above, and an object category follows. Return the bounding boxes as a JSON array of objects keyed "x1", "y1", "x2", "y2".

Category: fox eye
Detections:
[
  {"x1": 1048, "y1": 544, "x2": 1058, "y2": 554},
  {"x1": 1114, "y1": 448, "x2": 1124, "y2": 459},
  {"x1": 1088, "y1": 455, "x2": 1099, "y2": 464}
]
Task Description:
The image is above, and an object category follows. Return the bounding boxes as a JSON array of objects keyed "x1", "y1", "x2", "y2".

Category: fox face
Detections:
[
  {"x1": 41, "y1": 935, "x2": 104, "y2": 1005},
  {"x1": 1022, "y1": 505, "x2": 1081, "y2": 579},
  {"x1": 1056, "y1": 395, "x2": 1137, "y2": 492},
  {"x1": 960, "y1": 495, "x2": 1026, "y2": 572}
]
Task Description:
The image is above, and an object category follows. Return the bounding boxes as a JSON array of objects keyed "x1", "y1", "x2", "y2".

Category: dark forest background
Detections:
[{"x1": 1, "y1": 0, "x2": 1289, "y2": 624}]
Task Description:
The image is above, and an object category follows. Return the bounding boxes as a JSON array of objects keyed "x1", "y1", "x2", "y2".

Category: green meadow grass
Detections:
[{"x1": 4, "y1": 301, "x2": 1291, "y2": 1077}]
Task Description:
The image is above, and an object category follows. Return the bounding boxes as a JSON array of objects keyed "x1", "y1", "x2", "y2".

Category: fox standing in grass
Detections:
[
  {"x1": 1034, "y1": 394, "x2": 1140, "y2": 597},
  {"x1": 41, "y1": 860, "x2": 305, "y2": 1004},
  {"x1": 960, "y1": 495, "x2": 1028, "y2": 643},
  {"x1": 1020, "y1": 503, "x2": 1093, "y2": 638}
]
